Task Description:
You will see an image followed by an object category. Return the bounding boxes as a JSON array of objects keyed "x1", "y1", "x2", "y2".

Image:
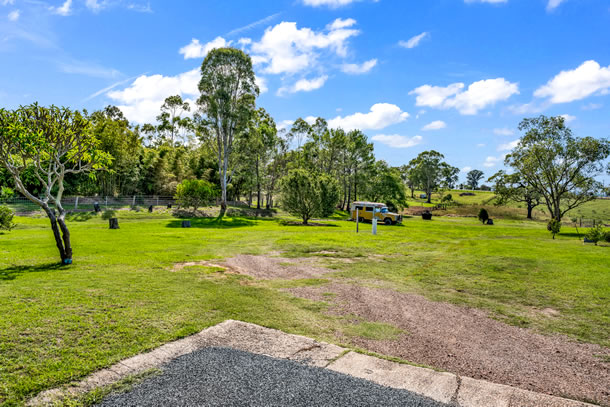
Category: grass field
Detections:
[{"x1": 0, "y1": 209, "x2": 609, "y2": 405}]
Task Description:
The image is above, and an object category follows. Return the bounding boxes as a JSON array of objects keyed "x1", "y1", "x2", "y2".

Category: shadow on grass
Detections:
[
  {"x1": 0, "y1": 262, "x2": 64, "y2": 281},
  {"x1": 66, "y1": 212, "x2": 96, "y2": 222},
  {"x1": 166, "y1": 216, "x2": 257, "y2": 229}
]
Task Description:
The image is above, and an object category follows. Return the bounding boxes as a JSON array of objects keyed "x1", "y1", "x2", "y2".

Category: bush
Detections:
[
  {"x1": 441, "y1": 194, "x2": 453, "y2": 203},
  {"x1": 0, "y1": 186, "x2": 14, "y2": 201},
  {"x1": 0, "y1": 205, "x2": 16, "y2": 231},
  {"x1": 174, "y1": 179, "x2": 216, "y2": 211},
  {"x1": 585, "y1": 225, "x2": 607, "y2": 246},
  {"x1": 547, "y1": 218, "x2": 561, "y2": 240},
  {"x1": 280, "y1": 169, "x2": 340, "y2": 224},
  {"x1": 477, "y1": 208, "x2": 489, "y2": 224},
  {"x1": 101, "y1": 209, "x2": 117, "y2": 220}
]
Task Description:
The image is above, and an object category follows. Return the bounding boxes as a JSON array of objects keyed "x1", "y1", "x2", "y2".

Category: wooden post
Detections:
[
  {"x1": 109, "y1": 218, "x2": 119, "y2": 229},
  {"x1": 74, "y1": 196, "x2": 79, "y2": 210},
  {"x1": 356, "y1": 208, "x2": 359, "y2": 233},
  {"x1": 132, "y1": 196, "x2": 136, "y2": 206}
]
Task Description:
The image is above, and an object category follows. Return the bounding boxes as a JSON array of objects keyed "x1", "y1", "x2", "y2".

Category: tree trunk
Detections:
[
  {"x1": 256, "y1": 156, "x2": 261, "y2": 209},
  {"x1": 43, "y1": 205, "x2": 70, "y2": 263},
  {"x1": 527, "y1": 202, "x2": 533, "y2": 219}
]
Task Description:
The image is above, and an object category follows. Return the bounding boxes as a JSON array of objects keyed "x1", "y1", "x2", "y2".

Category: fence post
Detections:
[
  {"x1": 105, "y1": 196, "x2": 108, "y2": 208},
  {"x1": 74, "y1": 196, "x2": 79, "y2": 210},
  {"x1": 132, "y1": 196, "x2": 136, "y2": 206}
]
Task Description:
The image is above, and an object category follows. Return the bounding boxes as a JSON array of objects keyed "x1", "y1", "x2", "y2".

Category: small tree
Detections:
[
  {"x1": 0, "y1": 104, "x2": 111, "y2": 264},
  {"x1": 0, "y1": 205, "x2": 15, "y2": 231},
  {"x1": 478, "y1": 208, "x2": 489, "y2": 224},
  {"x1": 585, "y1": 225, "x2": 606, "y2": 246},
  {"x1": 174, "y1": 179, "x2": 216, "y2": 212},
  {"x1": 489, "y1": 171, "x2": 541, "y2": 219},
  {"x1": 280, "y1": 169, "x2": 339, "y2": 224},
  {"x1": 547, "y1": 218, "x2": 561, "y2": 240}
]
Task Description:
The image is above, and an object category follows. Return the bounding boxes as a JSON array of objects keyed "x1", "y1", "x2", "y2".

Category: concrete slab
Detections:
[
  {"x1": 327, "y1": 351, "x2": 458, "y2": 405},
  {"x1": 27, "y1": 320, "x2": 596, "y2": 407}
]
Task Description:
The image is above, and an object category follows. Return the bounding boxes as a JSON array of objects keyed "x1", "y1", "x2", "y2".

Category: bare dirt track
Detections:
[{"x1": 288, "y1": 282, "x2": 610, "y2": 406}]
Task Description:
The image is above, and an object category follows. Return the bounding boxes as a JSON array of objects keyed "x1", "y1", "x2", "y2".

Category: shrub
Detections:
[
  {"x1": 477, "y1": 208, "x2": 489, "y2": 224},
  {"x1": 0, "y1": 205, "x2": 16, "y2": 231},
  {"x1": 547, "y1": 219, "x2": 561, "y2": 240},
  {"x1": 174, "y1": 179, "x2": 217, "y2": 211},
  {"x1": 441, "y1": 194, "x2": 453, "y2": 202},
  {"x1": 280, "y1": 169, "x2": 340, "y2": 224},
  {"x1": 585, "y1": 225, "x2": 606, "y2": 246},
  {"x1": 101, "y1": 209, "x2": 117, "y2": 220},
  {"x1": 0, "y1": 186, "x2": 14, "y2": 201}
]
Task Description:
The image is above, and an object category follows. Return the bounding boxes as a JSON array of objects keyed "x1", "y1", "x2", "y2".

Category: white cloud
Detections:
[
  {"x1": 179, "y1": 37, "x2": 232, "y2": 59},
  {"x1": 483, "y1": 155, "x2": 504, "y2": 168},
  {"x1": 560, "y1": 114, "x2": 576, "y2": 123},
  {"x1": 302, "y1": 0, "x2": 359, "y2": 8},
  {"x1": 399, "y1": 32, "x2": 429, "y2": 49},
  {"x1": 497, "y1": 139, "x2": 519, "y2": 151},
  {"x1": 582, "y1": 103, "x2": 602, "y2": 110},
  {"x1": 255, "y1": 76, "x2": 268, "y2": 94},
  {"x1": 534, "y1": 60, "x2": 610, "y2": 104},
  {"x1": 477, "y1": 143, "x2": 486, "y2": 148},
  {"x1": 421, "y1": 120, "x2": 446, "y2": 131},
  {"x1": 249, "y1": 19, "x2": 359, "y2": 74},
  {"x1": 277, "y1": 120, "x2": 294, "y2": 131},
  {"x1": 410, "y1": 78, "x2": 519, "y2": 115},
  {"x1": 493, "y1": 128, "x2": 514, "y2": 136},
  {"x1": 57, "y1": 58, "x2": 120, "y2": 78},
  {"x1": 7, "y1": 9, "x2": 18, "y2": 21},
  {"x1": 328, "y1": 103, "x2": 409, "y2": 131},
  {"x1": 107, "y1": 68, "x2": 199, "y2": 124},
  {"x1": 2, "y1": 0, "x2": 16, "y2": 5},
  {"x1": 85, "y1": 0, "x2": 102, "y2": 11},
  {"x1": 52, "y1": 0, "x2": 72, "y2": 16},
  {"x1": 461, "y1": 166, "x2": 472, "y2": 173},
  {"x1": 278, "y1": 75, "x2": 328, "y2": 95},
  {"x1": 546, "y1": 0, "x2": 567, "y2": 11},
  {"x1": 226, "y1": 13, "x2": 281, "y2": 37},
  {"x1": 341, "y1": 58, "x2": 377, "y2": 74},
  {"x1": 372, "y1": 134, "x2": 423, "y2": 148}
]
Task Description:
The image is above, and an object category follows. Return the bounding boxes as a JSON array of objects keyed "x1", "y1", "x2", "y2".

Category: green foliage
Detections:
[
  {"x1": 441, "y1": 193, "x2": 453, "y2": 202},
  {"x1": 547, "y1": 218, "x2": 561, "y2": 239},
  {"x1": 585, "y1": 225, "x2": 607, "y2": 246},
  {"x1": 364, "y1": 160, "x2": 408, "y2": 210},
  {"x1": 0, "y1": 205, "x2": 15, "y2": 231},
  {"x1": 408, "y1": 151, "x2": 451, "y2": 204},
  {"x1": 280, "y1": 169, "x2": 340, "y2": 224},
  {"x1": 174, "y1": 179, "x2": 217, "y2": 211},
  {"x1": 0, "y1": 186, "x2": 14, "y2": 200},
  {"x1": 478, "y1": 208, "x2": 489, "y2": 224},
  {"x1": 101, "y1": 209, "x2": 117, "y2": 220},
  {"x1": 506, "y1": 115, "x2": 610, "y2": 221}
]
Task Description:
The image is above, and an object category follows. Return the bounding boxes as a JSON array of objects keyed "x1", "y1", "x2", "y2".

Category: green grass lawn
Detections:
[{"x1": 0, "y1": 210, "x2": 609, "y2": 405}]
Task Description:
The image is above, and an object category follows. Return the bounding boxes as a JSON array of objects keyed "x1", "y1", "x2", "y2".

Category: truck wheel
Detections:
[
  {"x1": 384, "y1": 218, "x2": 392, "y2": 225},
  {"x1": 358, "y1": 217, "x2": 365, "y2": 223}
]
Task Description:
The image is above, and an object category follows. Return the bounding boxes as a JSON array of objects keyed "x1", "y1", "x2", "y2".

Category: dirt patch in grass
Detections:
[
  {"x1": 287, "y1": 282, "x2": 610, "y2": 406},
  {"x1": 174, "y1": 255, "x2": 333, "y2": 280}
]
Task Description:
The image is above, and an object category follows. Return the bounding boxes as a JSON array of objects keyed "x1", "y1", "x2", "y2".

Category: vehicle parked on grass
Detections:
[{"x1": 350, "y1": 201, "x2": 402, "y2": 225}]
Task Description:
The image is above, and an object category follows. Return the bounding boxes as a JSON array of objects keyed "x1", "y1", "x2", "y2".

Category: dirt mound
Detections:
[
  {"x1": 223, "y1": 255, "x2": 331, "y2": 280},
  {"x1": 287, "y1": 283, "x2": 610, "y2": 406},
  {"x1": 173, "y1": 255, "x2": 332, "y2": 280}
]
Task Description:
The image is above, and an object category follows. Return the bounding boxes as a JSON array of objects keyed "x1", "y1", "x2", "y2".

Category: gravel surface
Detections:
[
  {"x1": 98, "y1": 347, "x2": 447, "y2": 407},
  {"x1": 287, "y1": 283, "x2": 610, "y2": 406}
]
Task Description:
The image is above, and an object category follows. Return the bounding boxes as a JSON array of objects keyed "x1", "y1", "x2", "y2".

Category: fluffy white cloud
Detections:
[
  {"x1": 179, "y1": 37, "x2": 231, "y2": 59},
  {"x1": 399, "y1": 32, "x2": 429, "y2": 49},
  {"x1": 534, "y1": 60, "x2": 610, "y2": 104},
  {"x1": 302, "y1": 0, "x2": 359, "y2": 7},
  {"x1": 341, "y1": 59, "x2": 377, "y2": 74},
  {"x1": 497, "y1": 139, "x2": 519, "y2": 151},
  {"x1": 410, "y1": 78, "x2": 519, "y2": 115},
  {"x1": 85, "y1": 0, "x2": 102, "y2": 11},
  {"x1": 107, "y1": 68, "x2": 199, "y2": 124},
  {"x1": 328, "y1": 103, "x2": 409, "y2": 131},
  {"x1": 52, "y1": 0, "x2": 72, "y2": 16},
  {"x1": 483, "y1": 155, "x2": 504, "y2": 167},
  {"x1": 372, "y1": 134, "x2": 422, "y2": 148},
  {"x1": 2, "y1": 0, "x2": 16, "y2": 5},
  {"x1": 7, "y1": 9, "x2": 18, "y2": 20},
  {"x1": 461, "y1": 166, "x2": 472, "y2": 173},
  {"x1": 249, "y1": 19, "x2": 359, "y2": 75},
  {"x1": 560, "y1": 114, "x2": 576, "y2": 123},
  {"x1": 546, "y1": 0, "x2": 567, "y2": 11},
  {"x1": 493, "y1": 128, "x2": 514, "y2": 136},
  {"x1": 277, "y1": 120, "x2": 295, "y2": 131},
  {"x1": 255, "y1": 76, "x2": 268, "y2": 94},
  {"x1": 278, "y1": 75, "x2": 328, "y2": 95},
  {"x1": 421, "y1": 120, "x2": 446, "y2": 131}
]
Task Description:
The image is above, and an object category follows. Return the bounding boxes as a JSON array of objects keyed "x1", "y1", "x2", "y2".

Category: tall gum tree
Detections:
[
  {"x1": 506, "y1": 115, "x2": 610, "y2": 221},
  {"x1": 0, "y1": 104, "x2": 111, "y2": 264},
  {"x1": 197, "y1": 48, "x2": 258, "y2": 214}
]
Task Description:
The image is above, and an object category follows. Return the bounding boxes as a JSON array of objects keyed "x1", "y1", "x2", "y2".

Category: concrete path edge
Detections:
[{"x1": 27, "y1": 320, "x2": 594, "y2": 407}]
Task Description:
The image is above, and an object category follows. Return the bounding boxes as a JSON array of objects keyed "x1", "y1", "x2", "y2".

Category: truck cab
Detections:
[{"x1": 350, "y1": 201, "x2": 402, "y2": 225}]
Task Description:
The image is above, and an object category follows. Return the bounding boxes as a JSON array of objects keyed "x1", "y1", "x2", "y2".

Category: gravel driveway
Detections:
[{"x1": 98, "y1": 347, "x2": 448, "y2": 406}]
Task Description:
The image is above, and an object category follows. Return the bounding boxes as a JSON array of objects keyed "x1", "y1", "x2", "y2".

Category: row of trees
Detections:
[{"x1": 1, "y1": 46, "x2": 609, "y2": 262}]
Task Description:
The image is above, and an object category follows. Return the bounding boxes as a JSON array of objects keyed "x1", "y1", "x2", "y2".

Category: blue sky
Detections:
[{"x1": 1, "y1": 0, "x2": 610, "y2": 183}]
